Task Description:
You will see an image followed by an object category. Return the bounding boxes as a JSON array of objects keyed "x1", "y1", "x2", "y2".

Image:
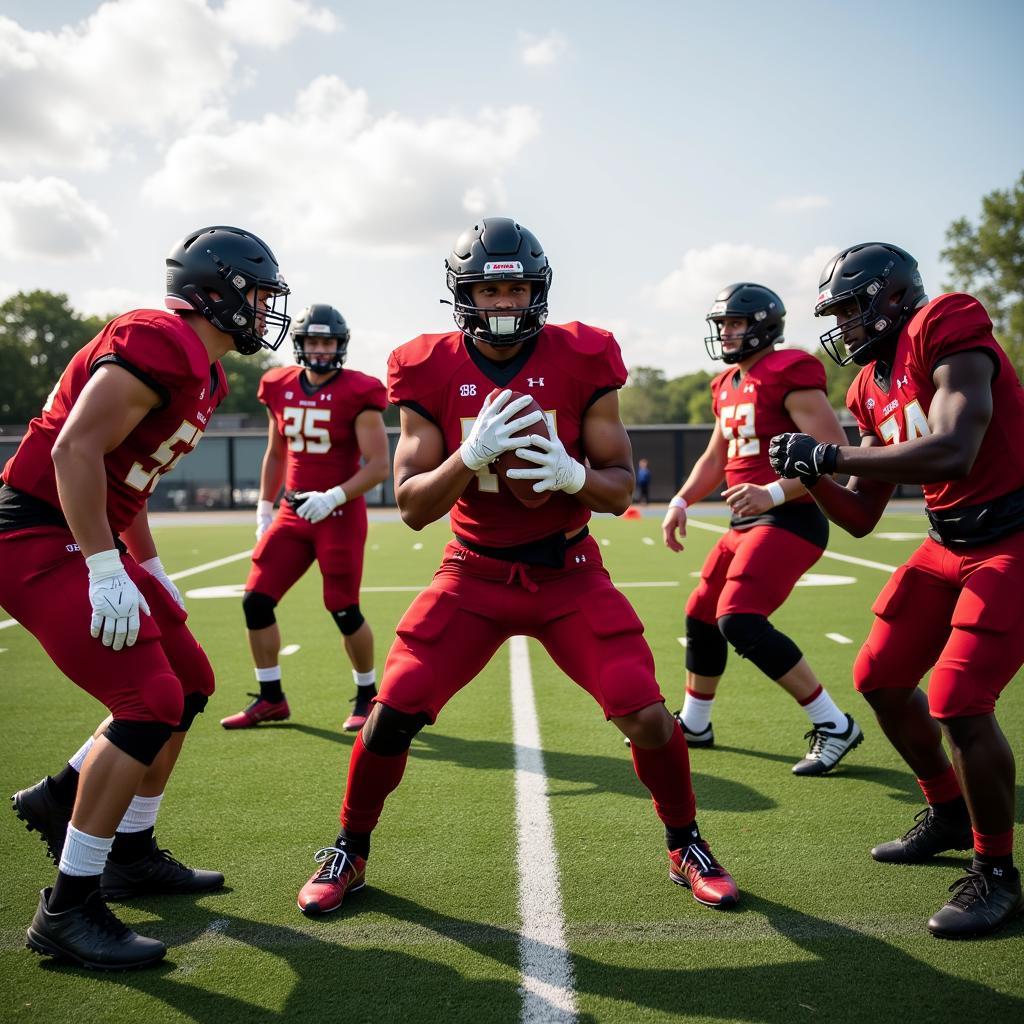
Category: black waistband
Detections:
[
  {"x1": 926, "y1": 485, "x2": 1024, "y2": 548},
  {"x1": 455, "y1": 525, "x2": 590, "y2": 568},
  {"x1": 0, "y1": 481, "x2": 68, "y2": 533}
]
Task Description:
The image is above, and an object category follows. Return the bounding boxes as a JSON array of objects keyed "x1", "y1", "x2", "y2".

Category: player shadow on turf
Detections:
[
  {"x1": 30, "y1": 888, "x2": 1023, "y2": 1023},
  {"x1": 411, "y1": 729, "x2": 776, "y2": 813}
]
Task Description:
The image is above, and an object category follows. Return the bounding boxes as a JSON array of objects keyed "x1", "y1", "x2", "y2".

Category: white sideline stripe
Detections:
[
  {"x1": 167, "y1": 549, "x2": 254, "y2": 581},
  {"x1": 509, "y1": 636, "x2": 577, "y2": 1024},
  {"x1": 687, "y1": 518, "x2": 898, "y2": 573},
  {"x1": 826, "y1": 633, "x2": 853, "y2": 645}
]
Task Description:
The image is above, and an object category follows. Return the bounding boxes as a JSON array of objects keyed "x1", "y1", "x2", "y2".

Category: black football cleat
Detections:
[
  {"x1": 101, "y1": 844, "x2": 224, "y2": 899},
  {"x1": 343, "y1": 686, "x2": 377, "y2": 732},
  {"x1": 11, "y1": 776, "x2": 72, "y2": 864},
  {"x1": 927, "y1": 867, "x2": 1024, "y2": 939},
  {"x1": 26, "y1": 888, "x2": 166, "y2": 970},
  {"x1": 871, "y1": 807, "x2": 974, "y2": 864}
]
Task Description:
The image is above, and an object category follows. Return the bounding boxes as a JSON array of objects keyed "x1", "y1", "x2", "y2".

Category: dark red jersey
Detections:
[
  {"x1": 847, "y1": 293, "x2": 1024, "y2": 511},
  {"x1": 388, "y1": 322, "x2": 627, "y2": 547},
  {"x1": 259, "y1": 366, "x2": 387, "y2": 494},
  {"x1": 3, "y1": 310, "x2": 226, "y2": 534},
  {"x1": 711, "y1": 348, "x2": 826, "y2": 501}
]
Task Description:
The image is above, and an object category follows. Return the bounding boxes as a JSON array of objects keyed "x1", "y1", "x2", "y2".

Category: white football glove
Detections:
[
  {"x1": 507, "y1": 434, "x2": 587, "y2": 494},
  {"x1": 256, "y1": 499, "x2": 274, "y2": 540},
  {"x1": 138, "y1": 555, "x2": 185, "y2": 611},
  {"x1": 459, "y1": 389, "x2": 543, "y2": 472},
  {"x1": 293, "y1": 485, "x2": 347, "y2": 524},
  {"x1": 86, "y1": 549, "x2": 151, "y2": 651}
]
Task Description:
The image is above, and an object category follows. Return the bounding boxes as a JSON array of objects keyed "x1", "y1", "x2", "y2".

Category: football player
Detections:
[
  {"x1": 770, "y1": 242, "x2": 1024, "y2": 938},
  {"x1": 1, "y1": 225, "x2": 290, "y2": 969},
  {"x1": 296, "y1": 217, "x2": 740, "y2": 916},
  {"x1": 221, "y1": 305, "x2": 389, "y2": 731},
  {"x1": 658, "y1": 284, "x2": 862, "y2": 774}
]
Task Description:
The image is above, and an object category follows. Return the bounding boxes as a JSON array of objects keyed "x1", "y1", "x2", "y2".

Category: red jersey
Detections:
[
  {"x1": 388, "y1": 322, "x2": 627, "y2": 547},
  {"x1": 3, "y1": 310, "x2": 226, "y2": 534},
  {"x1": 259, "y1": 366, "x2": 387, "y2": 494},
  {"x1": 711, "y1": 348, "x2": 826, "y2": 502},
  {"x1": 846, "y1": 293, "x2": 1024, "y2": 511}
]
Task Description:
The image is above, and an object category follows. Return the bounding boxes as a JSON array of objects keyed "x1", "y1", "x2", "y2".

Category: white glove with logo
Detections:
[
  {"x1": 293, "y1": 485, "x2": 347, "y2": 524},
  {"x1": 86, "y1": 549, "x2": 151, "y2": 651},
  {"x1": 507, "y1": 434, "x2": 587, "y2": 494},
  {"x1": 138, "y1": 556, "x2": 185, "y2": 611},
  {"x1": 459, "y1": 389, "x2": 543, "y2": 472},
  {"x1": 256, "y1": 499, "x2": 274, "y2": 540}
]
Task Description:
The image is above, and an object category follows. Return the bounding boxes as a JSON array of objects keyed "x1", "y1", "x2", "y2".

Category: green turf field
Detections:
[{"x1": 2, "y1": 510, "x2": 1022, "y2": 1023}]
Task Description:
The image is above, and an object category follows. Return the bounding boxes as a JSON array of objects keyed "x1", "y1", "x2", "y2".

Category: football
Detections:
[{"x1": 496, "y1": 391, "x2": 551, "y2": 508}]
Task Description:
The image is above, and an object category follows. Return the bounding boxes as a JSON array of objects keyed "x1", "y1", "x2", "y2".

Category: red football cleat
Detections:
[
  {"x1": 297, "y1": 846, "x2": 367, "y2": 916},
  {"x1": 220, "y1": 693, "x2": 290, "y2": 729},
  {"x1": 668, "y1": 841, "x2": 739, "y2": 908},
  {"x1": 343, "y1": 687, "x2": 376, "y2": 732}
]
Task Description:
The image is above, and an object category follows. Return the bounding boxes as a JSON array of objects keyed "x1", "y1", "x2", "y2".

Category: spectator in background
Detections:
[{"x1": 636, "y1": 458, "x2": 652, "y2": 504}]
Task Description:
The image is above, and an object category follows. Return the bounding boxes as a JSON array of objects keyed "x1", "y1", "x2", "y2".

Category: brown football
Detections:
[{"x1": 495, "y1": 391, "x2": 551, "y2": 509}]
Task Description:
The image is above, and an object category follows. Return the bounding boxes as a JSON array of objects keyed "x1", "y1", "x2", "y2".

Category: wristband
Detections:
[
  {"x1": 139, "y1": 556, "x2": 165, "y2": 576},
  {"x1": 765, "y1": 481, "x2": 785, "y2": 508},
  {"x1": 257, "y1": 499, "x2": 274, "y2": 518},
  {"x1": 669, "y1": 496, "x2": 688, "y2": 511},
  {"x1": 85, "y1": 548, "x2": 123, "y2": 579}
]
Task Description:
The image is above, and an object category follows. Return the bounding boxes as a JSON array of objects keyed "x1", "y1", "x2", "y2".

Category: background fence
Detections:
[{"x1": 0, "y1": 423, "x2": 921, "y2": 510}]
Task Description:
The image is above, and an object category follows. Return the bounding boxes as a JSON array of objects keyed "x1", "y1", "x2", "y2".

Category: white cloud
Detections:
[
  {"x1": 217, "y1": 0, "x2": 339, "y2": 45},
  {"x1": 0, "y1": 0, "x2": 338, "y2": 171},
  {"x1": 78, "y1": 286, "x2": 162, "y2": 318},
  {"x1": 0, "y1": 177, "x2": 113, "y2": 260},
  {"x1": 142, "y1": 75, "x2": 539, "y2": 256},
  {"x1": 641, "y1": 242, "x2": 840, "y2": 369},
  {"x1": 773, "y1": 195, "x2": 831, "y2": 212},
  {"x1": 519, "y1": 32, "x2": 569, "y2": 66}
]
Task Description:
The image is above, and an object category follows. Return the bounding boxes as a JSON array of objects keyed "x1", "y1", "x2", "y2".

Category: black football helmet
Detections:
[
  {"x1": 815, "y1": 243, "x2": 927, "y2": 366},
  {"x1": 704, "y1": 283, "x2": 785, "y2": 364},
  {"x1": 445, "y1": 217, "x2": 552, "y2": 347},
  {"x1": 165, "y1": 225, "x2": 290, "y2": 355},
  {"x1": 291, "y1": 304, "x2": 350, "y2": 372}
]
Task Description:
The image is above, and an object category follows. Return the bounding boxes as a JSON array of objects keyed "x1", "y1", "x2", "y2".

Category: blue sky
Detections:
[{"x1": 1, "y1": 0, "x2": 1021, "y2": 382}]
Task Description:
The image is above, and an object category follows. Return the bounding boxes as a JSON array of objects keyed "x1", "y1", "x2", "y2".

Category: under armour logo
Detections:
[
  {"x1": 743, "y1": 383, "x2": 755, "y2": 393},
  {"x1": 896, "y1": 375, "x2": 909, "y2": 388},
  {"x1": 574, "y1": 554, "x2": 587, "y2": 564},
  {"x1": 527, "y1": 377, "x2": 545, "y2": 387}
]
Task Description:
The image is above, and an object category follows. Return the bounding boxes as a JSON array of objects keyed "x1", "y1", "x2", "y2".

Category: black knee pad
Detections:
[
  {"x1": 718, "y1": 613, "x2": 802, "y2": 681},
  {"x1": 243, "y1": 590, "x2": 277, "y2": 630},
  {"x1": 331, "y1": 604, "x2": 365, "y2": 636},
  {"x1": 104, "y1": 719, "x2": 173, "y2": 766},
  {"x1": 361, "y1": 704, "x2": 429, "y2": 756},
  {"x1": 172, "y1": 692, "x2": 209, "y2": 732},
  {"x1": 685, "y1": 615, "x2": 728, "y2": 677}
]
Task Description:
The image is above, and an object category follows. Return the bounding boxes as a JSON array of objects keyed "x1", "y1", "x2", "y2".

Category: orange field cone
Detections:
[{"x1": 623, "y1": 505, "x2": 642, "y2": 520}]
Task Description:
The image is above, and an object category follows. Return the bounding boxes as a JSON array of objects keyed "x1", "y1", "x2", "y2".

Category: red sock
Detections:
[
  {"x1": 798, "y1": 685, "x2": 823, "y2": 707},
  {"x1": 340, "y1": 733, "x2": 409, "y2": 834},
  {"x1": 973, "y1": 828, "x2": 1014, "y2": 859},
  {"x1": 916, "y1": 765, "x2": 962, "y2": 805},
  {"x1": 685, "y1": 687, "x2": 714, "y2": 700},
  {"x1": 630, "y1": 722, "x2": 696, "y2": 827}
]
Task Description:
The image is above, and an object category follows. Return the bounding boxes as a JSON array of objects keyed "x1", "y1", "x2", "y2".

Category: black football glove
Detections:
[{"x1": 768, "y1": 433, "x2": 839, "y2": 486}]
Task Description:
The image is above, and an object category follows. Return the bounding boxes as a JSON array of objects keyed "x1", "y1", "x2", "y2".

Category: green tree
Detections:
[
  {"x1": 814, "y1": 350, "x2": 859, "y2": 411},
  {"x1": 941, "y1": 170, "x2": 1024, "y2": 374},
  {"x1": 0, "y1": 291, "x2": 106, "y2": 423},
  {"x1": 217, "y1": 348, "x2": 283, "y2": 415}
]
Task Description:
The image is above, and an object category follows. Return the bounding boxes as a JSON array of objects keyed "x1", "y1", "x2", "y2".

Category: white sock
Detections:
[
  {"x1": 59, "y1": 824, "x2": 113, "y2": 877},
  {"x1": 682, "y1": 690, "x2": 714, "y2": 733},
  {"x1": 801, "y1": 688, "x2": 846, "y2": 731},
  {"x1": 353, "y1": 669, "x2": 376, "y2": 688},
  {"x1": 117, "y1": 793, "x2": 163, "y2": 834},
  {"x1": 68, "y1": 736, "x2": 95, "y2": 773},
  {"x1": 255, "y1": 666, "x2": 281, "y2": 683}
]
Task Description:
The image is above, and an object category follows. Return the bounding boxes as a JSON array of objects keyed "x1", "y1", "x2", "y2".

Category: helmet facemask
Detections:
[
  {"x1": 704, "y1": 311, "x2": 777, "y2": 364},
  {"x1": 294, "y1": 326, "x2": 348, "y2": 372},
  {"x1": 448, "y1": 264, "x2": 552, "y2": 348}
]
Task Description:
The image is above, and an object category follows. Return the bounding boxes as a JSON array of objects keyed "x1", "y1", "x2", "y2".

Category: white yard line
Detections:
[
  {"x1": 826, "y1": 633, "x2": 854, "y2": 645},
  {"x1": 509, "y1": 636, "x2": 577, "y2": 1024},
  {"x1": 686, "y1": 518, "x2": 898, "y2": 573}
]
